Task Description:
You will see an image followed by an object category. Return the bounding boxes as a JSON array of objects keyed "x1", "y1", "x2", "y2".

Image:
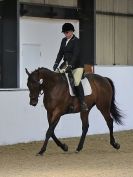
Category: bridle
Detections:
[
  {"x1": 36, "y1": 79, "x2": 44, "y2": 98},
  {"x1": 36, "y1": 70, "x2": 44, "y2": 97},
  {"x1": 39, "y1": 84, "x2": 44, "y2": 96},
  {"x1": 28, "y1": 70, "x2": 44, "y2": 100}
]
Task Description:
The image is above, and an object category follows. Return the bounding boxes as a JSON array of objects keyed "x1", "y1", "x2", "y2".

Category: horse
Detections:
[{"x1": 26, "y1": 67, "x2": 123, "y2": 155}]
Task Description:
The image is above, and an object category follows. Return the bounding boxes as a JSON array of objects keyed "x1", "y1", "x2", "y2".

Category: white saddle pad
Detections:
[{"x1": 66, "y1": 74, "x2": 92, "y2": 96}]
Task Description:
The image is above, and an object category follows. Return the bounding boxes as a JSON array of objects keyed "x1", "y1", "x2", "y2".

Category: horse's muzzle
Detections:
[{"x1": 30, "y1": 98, "x2": 38, "y2": 106}]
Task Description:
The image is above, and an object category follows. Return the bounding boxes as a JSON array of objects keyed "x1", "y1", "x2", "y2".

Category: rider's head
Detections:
[
  {"x1": 62, "y1": 23, "x2": 75, "y2": 33},
  {"x1": 62, "y1": 23, "x2": 75, "y2": 39}
]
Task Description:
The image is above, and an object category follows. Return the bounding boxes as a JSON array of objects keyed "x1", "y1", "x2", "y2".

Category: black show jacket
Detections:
[{"x1": 55, "y1": 35, "x2": 84, "y2": 69}]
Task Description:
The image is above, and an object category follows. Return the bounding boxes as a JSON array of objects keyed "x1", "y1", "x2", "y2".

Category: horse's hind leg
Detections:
[
  {"x1": 76, "y1": 111, "x2": 89, "y2": 152},
  {"x1": 100, "y1": 109, "x2": 120, "y2": 149}
]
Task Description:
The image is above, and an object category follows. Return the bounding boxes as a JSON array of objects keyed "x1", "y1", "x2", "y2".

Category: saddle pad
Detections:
[{"x1": 66, "y1": 74, "x2": 92, "y2": 96}]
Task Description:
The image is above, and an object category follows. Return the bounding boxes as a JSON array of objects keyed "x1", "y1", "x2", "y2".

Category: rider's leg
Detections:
[{"x1": 72, "y1": 68, "x2": 88, "y2": 111}]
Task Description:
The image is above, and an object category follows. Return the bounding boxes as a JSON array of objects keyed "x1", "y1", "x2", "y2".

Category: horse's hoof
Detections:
[
  {"x1": 114, "y1": 143, "x2": 120, "y2": 149},
  {"x1": 36, "y1": 153, "x2": 41, "y2": 156},
  {"x1": 36, "y1": 153, "x2": 43, "y2": 156},
  {"x1": 112, "y1": 142, "x2": 120, "y2": 150},
  {"x1": 76, "y1": 146, "x2": 83, "y2": 152},
  {"x1": 75, "y1": 150, "x2": 80, "y2": 153},
  {"x1": 36, "y1": 151, "x2": 44, "y2": 156},
  {"x1": 63, "y1": 144, "x2": 68, "y2": 152}
]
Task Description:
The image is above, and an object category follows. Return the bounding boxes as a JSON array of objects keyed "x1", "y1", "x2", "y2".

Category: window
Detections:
[{"x1": 19, "y1": 0, "x2": 77, "y2": 7}]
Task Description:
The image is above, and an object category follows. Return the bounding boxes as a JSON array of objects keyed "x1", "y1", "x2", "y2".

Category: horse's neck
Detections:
[{"x1": 40, "y1": 68, "x2": 61, "y2": 89}]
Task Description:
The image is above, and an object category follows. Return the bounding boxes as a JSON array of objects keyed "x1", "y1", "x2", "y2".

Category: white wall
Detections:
[
  {"x1": 0, "y1": 66, "x2": 133, "y2": 145},
  {"x1": 20, "y1": 17, "x2": 79, "y2": 88}
]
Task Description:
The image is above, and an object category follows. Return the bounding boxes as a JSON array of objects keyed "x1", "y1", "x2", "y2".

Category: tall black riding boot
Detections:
[{"x1": 75, "y1": 83, "x2": 88, "y2": 111}]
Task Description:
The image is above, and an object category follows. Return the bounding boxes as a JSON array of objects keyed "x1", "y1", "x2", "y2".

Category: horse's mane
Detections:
[
  {"x1": 30, "y1": 67, "x2": 66, "y2": 83},
  {"x1": 31, "y1": 67, "x2": 49, "y2": 74},
  {"x1": 30, "y1": 67, "x2": 55, "y2": 76}
]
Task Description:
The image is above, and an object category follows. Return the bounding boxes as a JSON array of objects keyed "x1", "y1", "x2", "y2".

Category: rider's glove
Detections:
[
  {"x1": 53, "y1": 63, "x2": 58, "y2": 71},
  {"x1": 65, "y1": 65, "x2": 72, "y2": 73}
]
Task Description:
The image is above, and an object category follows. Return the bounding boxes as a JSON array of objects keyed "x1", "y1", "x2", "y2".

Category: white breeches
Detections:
[
  {"x1": 72, "y1": 68, "x2": 83, "y2": 86},
  {"x1": 56, "y1": 67, "x2": 83, "y2": 86}
]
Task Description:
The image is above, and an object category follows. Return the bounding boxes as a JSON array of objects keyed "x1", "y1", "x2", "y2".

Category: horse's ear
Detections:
[{"x1": 25, "y1": 68, "x2": 30, "y2": 76}]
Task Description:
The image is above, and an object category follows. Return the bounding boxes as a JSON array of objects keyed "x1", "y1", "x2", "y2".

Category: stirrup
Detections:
[{"x1": 81, "y1": 102, "x2": 88, "y2": 111}]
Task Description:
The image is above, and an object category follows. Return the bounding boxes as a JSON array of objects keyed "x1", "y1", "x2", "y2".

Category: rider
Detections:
[{"x1": 53, "y1": 23, "x2": 88, "y2": 111}]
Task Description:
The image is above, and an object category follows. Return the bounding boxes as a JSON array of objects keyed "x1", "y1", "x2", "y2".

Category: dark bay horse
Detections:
[{"x1": 26, "y1": 67, "x2": 123, "y2": 155}]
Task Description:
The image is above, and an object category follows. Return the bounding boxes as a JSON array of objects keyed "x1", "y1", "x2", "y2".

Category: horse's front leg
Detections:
[
  {"x1": 37, "y1": 121, "x2": 57, "y2": 155},
  {"x1": 37, "y1": 109, "x2": 68, "y2": 155},
  {"x1": 76, "y1": 111, "x2": 89, "y2": 152},
  {"x1": 52, "y1": 134, "x2": 68, "y2": 152},
  {"x1": 47, "y1": 112, "x2": 68, "y2": 152}
]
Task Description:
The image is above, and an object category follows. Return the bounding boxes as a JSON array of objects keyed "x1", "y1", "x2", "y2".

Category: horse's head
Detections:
[{"x1": 26, "y1": 68, "x2": 43, "y2": 106}]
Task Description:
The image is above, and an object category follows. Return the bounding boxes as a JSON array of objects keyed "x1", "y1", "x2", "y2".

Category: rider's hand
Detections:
[
  {"x1": 65, "y1": 65, "x2": 72, "y2": 72},
  {"x1": 53, "y1": 63, "x2": 58, "y2": 71}
]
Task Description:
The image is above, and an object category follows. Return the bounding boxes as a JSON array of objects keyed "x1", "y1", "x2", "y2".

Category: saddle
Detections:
[{"x1": 64, "y1": 71, "x2": 92, "y2": 96}]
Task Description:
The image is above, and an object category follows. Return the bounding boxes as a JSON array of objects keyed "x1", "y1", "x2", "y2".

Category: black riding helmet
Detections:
[{"x1": 62, "y1": 23, "x2": 75, "y2": 33}]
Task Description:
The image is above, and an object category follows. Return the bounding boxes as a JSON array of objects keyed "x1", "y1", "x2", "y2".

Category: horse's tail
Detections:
[{"x1": 106, "y1": 77, "x2": 123, "y2": 125}]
